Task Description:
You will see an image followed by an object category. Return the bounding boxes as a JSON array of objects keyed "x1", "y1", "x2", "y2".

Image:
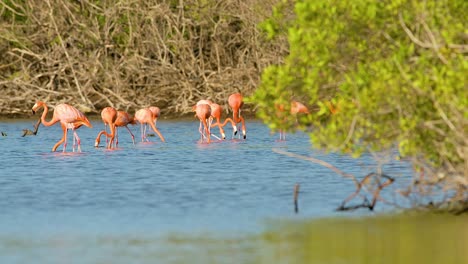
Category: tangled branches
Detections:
[
  {"x1": 273, "y1": 148, "x2": 467, "y2": 213},
  {"x1": 0, "y1": 0, "x2": 287, "y2": 116}
]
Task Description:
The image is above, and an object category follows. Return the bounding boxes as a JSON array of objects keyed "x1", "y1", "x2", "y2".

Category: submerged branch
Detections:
[{"x1": 272, "y1": 148, "x2": 396, "y2": 211}]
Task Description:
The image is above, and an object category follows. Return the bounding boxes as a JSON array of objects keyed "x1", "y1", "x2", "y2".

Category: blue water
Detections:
[{"x1": 0, "y1": 119, "x2": 413, "y2": 263}]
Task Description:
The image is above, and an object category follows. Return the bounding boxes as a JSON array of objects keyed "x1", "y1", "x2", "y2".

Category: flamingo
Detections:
[
  {"x1": 193, "y1": 100, "x2": 229, "y2": 139},
  {"x1": 94, "y1": 107, "x2": 117, "y2": 149},
  {"x1": 114, "y1": 110, "x2": 136, "y2": 146},
  {"x1": 145, "y1": 106, "x2": 162, "y2": 137},
  {"x1": 194, "y1": 103, "x2": 211, "y2": 143},
  {"x1": 134, "y1": 108, "x2": 165, "y2": 143},
  {"x1": 209, "y1": 103, "x2": 236, "y2": 140},
  {"x1": 148, "y1": 106, "x2": 161, "y2": 125},
  {"x1": 278, "y1": 101, "x2": 309, "y2": 141},
  {"x1": 228, "y1": 93, "x2": 246, "y2": 139},
  {"x1": 32, "y1": 101, "x2": 92, "y2": 152}
]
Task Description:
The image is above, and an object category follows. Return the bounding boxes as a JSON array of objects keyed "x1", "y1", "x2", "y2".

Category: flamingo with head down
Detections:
[
  {"x1": 114, "y1": 110, "x2": 136, "y2": 146},
  {"x1": 228, "y1": 93, "x2": 246, "y2": 139},
  {"x1": 209, "y1": 103, "x2": 237, "y2": 140},
  {"x1": 94, "y1": 107, "x2": 117, "y2": 149},
  {"x1": 148, "y1": 106, "x2": 161, "y2": 125},
  {"x1": 194, "y1": 103, "x2": 211, "y2": 143},
  {"x1": 134, "y1": 108, "x2": 165, "y2": 143},
  {"x1": 278, "y1": 101, "x2": 309, "y2": 141},
  {"x1": 32, "y1": 101, "x2": 92, "y2": 152},
  {"x1": 194, "y1": 100, "x2": 236, "y2": 140}
]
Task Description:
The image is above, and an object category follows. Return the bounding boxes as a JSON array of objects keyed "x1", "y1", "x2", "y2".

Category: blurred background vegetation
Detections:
[{"x1": 0, "y1": 0, "x2": 285, "y2": 115}]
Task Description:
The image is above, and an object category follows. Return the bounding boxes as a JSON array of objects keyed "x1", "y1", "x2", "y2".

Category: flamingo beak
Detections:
[{"x1": 32, "y1": 110, "x2": 36, "y2": 114}]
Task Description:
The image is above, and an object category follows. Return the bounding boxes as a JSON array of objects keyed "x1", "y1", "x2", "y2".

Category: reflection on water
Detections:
[
  {"x1": 0, "y1": 119, "x2": 433, "y2": 263},
  {"x1": 0, "y1": 214, "x2": 465, "y2": 264},
  {"x1": 262, "y1": 213, "x2": 468, "y2": 264}
]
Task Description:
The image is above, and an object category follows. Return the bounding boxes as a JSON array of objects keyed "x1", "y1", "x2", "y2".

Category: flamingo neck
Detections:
[
  {"x1": 40, "y1": 103, "x2": 58, "y2": 127},
  {"x1": 233, "y1": 110, "x2": 240, "y2": 123}
]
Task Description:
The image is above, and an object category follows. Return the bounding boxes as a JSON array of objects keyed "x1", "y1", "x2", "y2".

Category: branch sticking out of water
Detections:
[
  {"x1": 294, "y1": 183, "x2": 300, "y2": 214},
  {"x1": 337, "y1": 173, "x2": 395, "y2": 211},
  {"x1": 272, "y1": 148, "x2": 395, "y2": 211},
  {"x1": 22, "y1": 118, "x2": 41, "y2": 137}
]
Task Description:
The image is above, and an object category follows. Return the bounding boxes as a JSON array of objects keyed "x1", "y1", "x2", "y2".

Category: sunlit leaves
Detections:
[{"x1": 252, "y1": 0, "x2": 466, "y2": 176}]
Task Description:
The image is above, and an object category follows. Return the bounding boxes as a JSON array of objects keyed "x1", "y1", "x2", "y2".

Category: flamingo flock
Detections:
[{"x1": 30, "y1": 92, "x2": 310, "y2": 152}]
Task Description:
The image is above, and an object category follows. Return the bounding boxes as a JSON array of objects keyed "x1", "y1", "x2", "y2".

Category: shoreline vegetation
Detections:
[{"x1": 0, "y1": 0, "x2": 284, "y2": 116}]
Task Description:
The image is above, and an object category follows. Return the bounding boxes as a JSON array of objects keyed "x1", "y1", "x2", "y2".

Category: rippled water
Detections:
[{"x1": 0, "y1": 119, "x2": 415, "y2": 263}]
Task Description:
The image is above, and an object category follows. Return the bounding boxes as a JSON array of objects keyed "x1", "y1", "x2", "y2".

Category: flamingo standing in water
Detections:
[
  {"x1": 134, "y1": 108, "x2": 165, "y2": 143},
  {"x1": 32, "y1": 101, "x2": 92, "y2": 152},
  {"x1": 228, "y1": 93, "x2": 246, "y2": 139},
  {"x1": 94, "y1": 107, "x2": 117, "y2": 149},
  {"x1": 145, "y1": 106, "x2": 162, "y2": 137},
  {"x1": 278, "y1": 101, "x2": 309, "y2": 141},
  {"x1": 114, "y1": 110, "x2": 136, "y2": 146},
  {"x1": 148, "y1": 106, "x2": 161, "y2": 126},
  {"x1": 194, "y1": 103, "x2": 211, "y2": 143},
  {"x1": 209, "y1": 103, "x2": 236, "y2": 140}
]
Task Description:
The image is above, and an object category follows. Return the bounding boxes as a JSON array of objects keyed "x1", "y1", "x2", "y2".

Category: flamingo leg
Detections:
[
  {"x1": 52, "y1": 124, "x2": 67, "y2": 152},
  {"x1": 105, "y1": 123, "x2": 109, "y2": 145},
  {"x1": 208, "y1": 118, "x2": 212, "y2": 137},
  {"x1": 239, "y1": 109, "x2": 246, "y2": 139},
  {"x1": 125, "y1": 125, "x2": 135, "y2": 145},
  {"x1": 224, "y1": 118, "x2": 238, "y2": 136},
  {"x1": 115, "y1": 127, "x2": 119, "y2": 147},
  {"x1": 199, "y1": 121, "x2": 204, "y2": 141},
  {"x1": 140, "y1": 123, "x2": 145, "y2": 142},
  {"x1": 205, "y1": 118, "x2": 211, "y2": 143},
  {"x1": 73, "y1": 129, "x2": 82, "y2": 152},
  {"x1": 72, "y1": 128, "x2": 77, "y2": 152},
  {"x1": 62, "y1": 127, "x2": 68, "y2": 152},
  {"x1": 279, "y1": 130, "x2": 286, "y2": 141},
  {"x1": 144, "y1": 124, "x2": 150, "y2": 142}
]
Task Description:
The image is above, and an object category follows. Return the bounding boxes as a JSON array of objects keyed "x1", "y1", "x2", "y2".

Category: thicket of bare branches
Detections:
[{"x1": 0, "y1": 0, "x2": 287, "y2": 116}]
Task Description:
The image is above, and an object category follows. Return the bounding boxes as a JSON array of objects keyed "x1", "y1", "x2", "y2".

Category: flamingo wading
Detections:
[
  {"x1": 134, "y1": 108, "x2": 165, "y2": 143},
  {"x1": 94, "y1": 107, "x2": 118, "y2": 149},
  {"x1": 32, "y1": 101, "x2": 92, "y2": 152},
  {"x1": 194, "y1": 103, "x2": 212, "y2": 143},
  {"x1": 228, "y1": 93, "x2": 246, "y2": 139},
  {"x1": 278, "y1": 101, "x2": 309, "y2": 141},
  {"x1": 114, "y1": 110, "x2": 136, "y2": 146}
]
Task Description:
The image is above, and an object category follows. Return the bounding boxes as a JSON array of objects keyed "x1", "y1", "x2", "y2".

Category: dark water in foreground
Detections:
[{"x1": 0, "y1": 119, "x2": 464, "y2": 263}]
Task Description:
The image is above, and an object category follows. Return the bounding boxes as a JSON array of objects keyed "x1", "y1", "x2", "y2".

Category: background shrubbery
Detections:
[{"x1": 0, "y1": 0, "x2": 285, "y2": 116}]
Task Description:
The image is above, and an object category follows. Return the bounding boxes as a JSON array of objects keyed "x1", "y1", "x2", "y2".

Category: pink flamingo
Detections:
[
  {"x1": 228, "y1": 93, "x2": 246, "y2": 139},
  {"x1": 148, "y1": 106, "x2": 161, "y2": 125},
  {"x1": 278, "y1": 101, "x2": 309, "y2": 141},
  {"x1": 209, "y1": 103, "x2": 236, "y2": 140},
  {"x1": 32, "y1": 101, "x2": 92, "y2": 152},
  {"x1": 94, "y1": 107, "x2": 117, "y2": 149},
  {"x1": 114, "y1": 110, "x2": 136, "y2": 146},
  {"x1": 194, "y1": 103, "x2": 211, "y2": 143},
  {"x1": 134, "y1": 108, "x2": 165, "y2": 143},
  {"x1": 194, "y1": 99, "x2": 236, "y2": 140}
]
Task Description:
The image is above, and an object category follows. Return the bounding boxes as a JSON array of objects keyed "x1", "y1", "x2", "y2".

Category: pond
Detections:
[{"x1": 0, "y1": 119, "x2": 465, "y2": 263}]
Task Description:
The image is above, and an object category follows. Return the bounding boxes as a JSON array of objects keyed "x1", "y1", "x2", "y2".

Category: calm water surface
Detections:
[{"x1": 0, "y1": 119, "x2": 417, "y2": 263}]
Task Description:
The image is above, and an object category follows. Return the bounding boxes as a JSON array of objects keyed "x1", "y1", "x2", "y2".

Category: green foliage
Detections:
[{"x1": 252, "y1": 0, "x2": 467, "y2": 176}]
